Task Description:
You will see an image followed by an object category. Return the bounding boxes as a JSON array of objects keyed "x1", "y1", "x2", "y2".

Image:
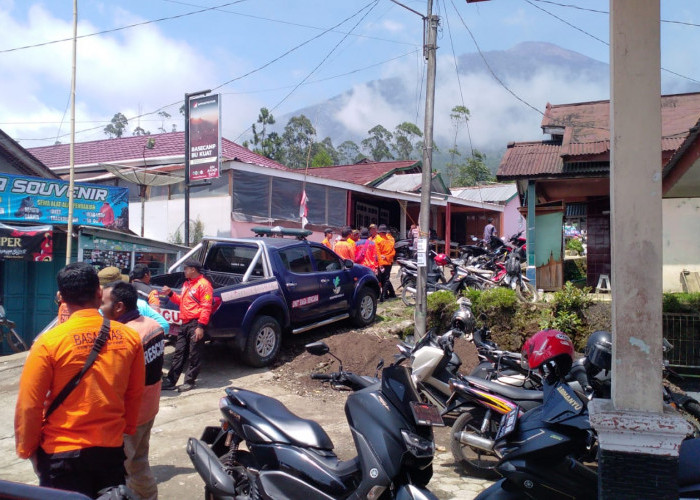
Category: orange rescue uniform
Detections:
[
  {"x1": 375, "y1": 233, "x2": 396, "y2": 266},
  {"x1": 15, "y1": 309, "x2": 145, "y2": 459},
  {"x1": 322, "y1": 238, "x2": 333, "y2": 249},
  {"x1": 333, "y1": 239, "x2": 355, "y2": 261},
  {"x1": 170, "y1": 274, "x2": 214, "y2": 325}
]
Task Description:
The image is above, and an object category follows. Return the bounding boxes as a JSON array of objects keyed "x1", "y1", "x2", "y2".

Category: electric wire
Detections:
[
  {"x1": 233, "y1": 1, "x2": 381, "y2": 142},
  {"x1": 524, "y1": 0, "x2": 700, "y2": 85},
  {"x1": 0, "y1": 1, "x2": 248, "y2": 54}
]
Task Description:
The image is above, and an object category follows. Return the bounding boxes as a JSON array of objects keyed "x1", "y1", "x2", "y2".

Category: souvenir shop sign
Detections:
[
  {"x1": 0, "y1": 223, "x2": 53, "y2": 261},
  {"x1": 0, "y1": 173, "x2": 129, "y2": 228}
]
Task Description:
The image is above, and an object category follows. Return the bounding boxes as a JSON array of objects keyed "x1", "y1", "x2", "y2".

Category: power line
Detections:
[
  {"x1": 0, "y1": 1, "x2": 248, "y2": 54},
  {"x1": 160, "y1": 0, "x2": 418, "y2": 47},
  {"x1": 15, "y1": 1, "x2": 378, "y2": 142},
  {"x1": 530, "y1": 0, "x2": 700, "y2": 28},
  {"x1": 233, "y1": 1, "x2": 381, "y2": 142},
  {"x1": 524, "y1": 0, "x2": 700, "y2": 85}
]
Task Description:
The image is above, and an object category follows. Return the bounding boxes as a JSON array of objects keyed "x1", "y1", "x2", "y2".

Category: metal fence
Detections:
[{"x1": 663, "y1": 313, "x2": 700, "y2": 369}]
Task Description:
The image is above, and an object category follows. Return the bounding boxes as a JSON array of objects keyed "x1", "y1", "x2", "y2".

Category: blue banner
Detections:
[{"x1": 0, "y1": 174, "x2": 129, "y2": 229}]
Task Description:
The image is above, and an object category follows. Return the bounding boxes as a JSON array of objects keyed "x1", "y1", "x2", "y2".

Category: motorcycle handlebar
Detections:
[{"x1": 311, "y1": 373, "x2": 334, "y2": 380}]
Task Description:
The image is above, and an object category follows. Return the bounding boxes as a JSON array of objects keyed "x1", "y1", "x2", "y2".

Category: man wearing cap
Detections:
[
  {"x1": 160, "y1": 260, "x2": 213, "y2": 392},
  {"x1": 321, "y1": 228, "x2": 334, "y2": 250},
  {"x1": 98, "y1": 267, "x2": 169, "y2": 336},
  {"x1": 374, "y1": 225, "x2": 396, "y2": 302}
]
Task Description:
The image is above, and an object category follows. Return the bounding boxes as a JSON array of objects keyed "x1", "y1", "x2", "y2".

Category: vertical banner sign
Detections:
[{"x1": 188, "y1": 94, "x2": 221, "y2": 181}]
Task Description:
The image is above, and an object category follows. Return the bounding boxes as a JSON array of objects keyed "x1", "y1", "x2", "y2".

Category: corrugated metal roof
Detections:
[
  {"x1": 566, "y1": 203, "x2": 587, "y2": 217},
  {"x1": 375, "y1": 173, "x2": 422, "y2": 192},
  {"x1": 451, "y1": 183, "x2": 517, "y2": 203},
  {"x1": 307, "y1": 159, "x2": 420, "y2": 186},
  {"x1": 27, "y1": 132, "x2": 288, "y2": 171},
  {"x1": 497, "y1": 141, "x2": 563, "y2": 179}
]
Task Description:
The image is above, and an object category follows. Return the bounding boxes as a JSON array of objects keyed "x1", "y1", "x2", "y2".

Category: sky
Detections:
[{"x1": 1, "y1": 0, "x2": 699, "y2": 151}]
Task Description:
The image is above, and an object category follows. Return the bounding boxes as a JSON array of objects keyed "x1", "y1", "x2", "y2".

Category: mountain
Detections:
[{"x1": 270, "y1": 41, "x2": 699, "y2": 175}]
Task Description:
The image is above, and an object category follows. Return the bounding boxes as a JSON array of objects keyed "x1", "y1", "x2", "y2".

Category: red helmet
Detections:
[
  {"x1": 522, "y1": 329, "x2": 574, "y2": 374},
  {"x1": 434, "y1": 253, "x2": 450, "y2": 266}
]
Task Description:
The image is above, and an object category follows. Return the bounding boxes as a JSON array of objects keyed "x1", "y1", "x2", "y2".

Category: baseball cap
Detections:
[
  {"x1": 377, "y1": 224, "x2": 388, "y2": 232},
  {"x1": 98, "y1": 266, "x2": 128, "y2": 286}
]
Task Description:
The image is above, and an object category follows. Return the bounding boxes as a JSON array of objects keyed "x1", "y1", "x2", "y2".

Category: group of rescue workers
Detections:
[
  {"x1": 321, "y1": 223, "x2": 397, "y2": 302},
  {"x1": 12, "y1": 224, "x2": 400, "y2": 498},
  {"x1": 14, "y1": 259, "x2": 212, "y2": 499}
]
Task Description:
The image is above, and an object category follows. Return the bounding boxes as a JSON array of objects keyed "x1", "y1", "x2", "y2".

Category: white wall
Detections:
[
  {"x1": 662, "y1": 197, "x2": 700, "y2": 292},
  {"x1": 503, "y1": 197, "x2": 526, "y2": 240}
]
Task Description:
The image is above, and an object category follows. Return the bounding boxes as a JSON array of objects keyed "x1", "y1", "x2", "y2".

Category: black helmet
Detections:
[
  {"x1": 585, "y1": 330, "x2": 612, "y2": 371},
  {"x1": 451, "y1": 299, "x2": 475, "y2": 333}
]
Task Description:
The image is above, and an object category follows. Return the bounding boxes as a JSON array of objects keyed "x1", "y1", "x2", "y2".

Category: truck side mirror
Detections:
[{"x1": 344, "y1": 259, "x2": 354, "y2": 269}]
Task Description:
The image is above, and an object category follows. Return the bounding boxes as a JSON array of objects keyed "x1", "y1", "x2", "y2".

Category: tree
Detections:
[
  {"x1": 282, "y1": 115, "x2": 316, "y2": 169},
  {"x1": 157, "y1": 111, "x2": 171, "y2": 133},
  {"x1": 311, "y1": 148, "x2": 333, "y2": 168},
  {"x1": 132, "y1": 126, "x2": 151, "y2": 136},
  {"x1": 452, "y1": 150, "x2": 494, "y2": 187},
  {"x1": 316, "y1": 137, "x2": 339, "y2": 165},
  {"x1": 104, "y1": 112, "x2": 128, "y2": 138},
  {"x1": 361, "y1": 125, "x2": 394, "y2": 161},
  {"x1": 447, "y1": 105, "x2": 471, "y2": 186},
  {"x1": 242, "y1": 107, "x2": 285, "y2": 161},
  {"x1": 337, "y1": 140, "x2": 365, "y2": 165},
  {"x1": 392, "y1": 122, "x2": 422, "y2": 160},
  {"x1": 191, "y1": 217, "x2": 205, "y2": 246}
]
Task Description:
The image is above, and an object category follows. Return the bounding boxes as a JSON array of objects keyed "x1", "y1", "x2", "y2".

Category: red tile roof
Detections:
[
  {"x1": 305, "y1": 159, "x2": 421, "y2": 186},
  {"x1": 499, "y1": 92, "x2": 700, "y2": 179},
  {"x1": 26, "y1": 132, "x2": 288, "y2": 171}
]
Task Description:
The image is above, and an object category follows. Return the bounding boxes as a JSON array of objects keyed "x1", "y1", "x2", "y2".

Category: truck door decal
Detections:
[{"x1": 220, "y1": 281, "x2": 279, "y2": 302}]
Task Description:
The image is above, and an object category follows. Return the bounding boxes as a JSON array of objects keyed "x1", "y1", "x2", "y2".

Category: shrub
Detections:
[
  {"x1": 566, "y1": 238, "x2": 584, "y2": 255},
  {"x1": 426, "y1": 290, "x2": 459, "y2": 333},
  {"x1": 662, "y1": 293, "x2": 700, "y2": 314},
  {"x1": 544, "y1": 282, "x2": 593, "y2": 350}
]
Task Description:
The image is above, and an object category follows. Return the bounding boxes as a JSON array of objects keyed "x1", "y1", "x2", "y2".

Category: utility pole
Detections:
[
  {"x1": 416, "y1": 1, "x2": 439, "y2": 338},
  {"x1": 183, "y1": 89, "x2": 210, "y2": 247},
  {"x1": 65, "y1": 0, "x2": 78, "y2": 265}
]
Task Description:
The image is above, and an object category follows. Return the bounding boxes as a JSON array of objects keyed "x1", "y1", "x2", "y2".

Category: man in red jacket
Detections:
[{"x1": 161, "y1": 259, "x2": 213, "y2": 393}]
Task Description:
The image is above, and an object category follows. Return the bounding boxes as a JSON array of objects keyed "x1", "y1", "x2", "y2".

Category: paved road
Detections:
[{"x1": 0, "y1": 343, "x2": 492, "y2": 499}]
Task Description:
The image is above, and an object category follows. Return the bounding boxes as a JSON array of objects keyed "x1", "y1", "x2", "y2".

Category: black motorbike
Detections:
[
  {"x1": 400, "y1": 254, "x2": 483, "y2": 306},
  {"x1": 187, "y1": 342, "x2": 443, "y2": 499}
]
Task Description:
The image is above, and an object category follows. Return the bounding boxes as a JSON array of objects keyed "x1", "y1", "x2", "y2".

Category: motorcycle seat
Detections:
[
  {"x1": 463, "y1": 375, "x2": 544, "y2": 402},
  {"x1": 231, "y1": 388, "x2": 335, "y2": 450}
]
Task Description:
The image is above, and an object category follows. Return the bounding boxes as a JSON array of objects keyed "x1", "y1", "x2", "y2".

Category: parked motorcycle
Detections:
[
  {"x1": 400, "y1": 254, "x2": 485, "y2": 306},
  {"x1": 187, "y1": 342, "x2": 443, "y2": 500}
]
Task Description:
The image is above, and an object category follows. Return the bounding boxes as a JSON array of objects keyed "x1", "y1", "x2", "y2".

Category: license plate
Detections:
[
  {"x1": 410, "y1": 401, "x2": 445, "y2": 427},
  {"x1": 495, "y1": 407, "x2": 519, "y2": 440}
]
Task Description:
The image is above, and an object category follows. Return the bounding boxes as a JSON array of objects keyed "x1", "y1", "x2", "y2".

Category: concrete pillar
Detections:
[
  {"x1": 399, "y1": 200, "x2": 407, "y2": 239},
  {"x1": 444, "y1": 203, "x2": 452, "y2": 255},
  {"x1": 525, "y1": 180, "x2": 536, "y2": 287},
  {"x1": 589, "y1": 2, "x2": 691, "y2": 498}
]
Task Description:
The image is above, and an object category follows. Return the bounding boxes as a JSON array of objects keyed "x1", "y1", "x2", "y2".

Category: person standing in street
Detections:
[
  {"x1": 15, "y1": 262, "x2": 144, "y2": 498},
  {"x1": 333, "y1": 227, "x2": 355, "y2": 261},
  {"x1": 129, "y1": 264, "x2": 162, "y2": 312},
  {"x1": 354, "y1": 227, "x2": 378, "y2": 272},
  {"x1": 161, "y1": 259, "x2": 213, "y2": 393},
  {"x1": 321, "y1": 228, "x2": 334, "y2": 249},
  {"x1": 483, "y1": 217, "x2": 497, "y2": 244},
  {"x1": 375, "y1": 224, "x2": 396, "y2": 302},
  {"x1": 101, "y1": 281, "x2": 164, "y2": 500}
]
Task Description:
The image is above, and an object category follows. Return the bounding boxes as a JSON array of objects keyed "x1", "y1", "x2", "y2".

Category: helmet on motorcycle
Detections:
[
  {"x1": 434, "y1": 253, "x2": 450, "y2": 266},
  {"x1": 521, "y1": 329, "x2": 574, "y2": 375},
  {"x1": 451, "y1": 302, "x2": 475, "y2": 333},
  {"x1": 584, "y1": 330, "x2": 612, "y2": 372}
]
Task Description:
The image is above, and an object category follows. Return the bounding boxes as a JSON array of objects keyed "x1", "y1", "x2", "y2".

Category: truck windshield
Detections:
[{"x1": 204, "y1": 245, "x2": 264, "y2": 277}]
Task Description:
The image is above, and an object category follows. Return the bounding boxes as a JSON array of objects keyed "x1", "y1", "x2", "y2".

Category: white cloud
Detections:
[{"x1": 381, "y1": 20, "x2": 404, "y2": 34}]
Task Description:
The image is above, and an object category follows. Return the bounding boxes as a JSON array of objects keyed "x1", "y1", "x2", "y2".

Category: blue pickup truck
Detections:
[{"x1": 151, "y1": 234, "x2": 380, "y2": 367}]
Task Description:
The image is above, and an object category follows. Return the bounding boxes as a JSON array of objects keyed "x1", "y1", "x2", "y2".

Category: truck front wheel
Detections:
[
  {"x1": 243, "y1": 315, "x2": 281, "y2": 367},
  {"x1": 352, "y1": 288, "x2": 377, "y2": 327}
]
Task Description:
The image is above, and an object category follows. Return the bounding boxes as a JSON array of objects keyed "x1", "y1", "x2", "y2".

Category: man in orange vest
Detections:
[
  {"x1": 161, "y1": 259, "x2": 213, "y2": 393},
  {"x1": 333, "y1": 227, "x2": 355, "y2": 261},
  {"x1": 321, "y1": 228, "x2": 334, "y2": 249},
  {"x1": 374, "y1": 224, "x2": 396, "y2": 302}
]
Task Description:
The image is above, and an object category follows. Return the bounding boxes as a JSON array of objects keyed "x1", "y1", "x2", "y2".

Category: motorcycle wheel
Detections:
[
  {"x1": 450, "y1": 409, "x2": 501, "y2": 480},
  {"x1": 516, "y1": 282, "x2": 538, "y2": 303},
  {"x1": 401, "y1": 279, "x2": 416, "y2": 307},
  {"x1": 5, "y1": 327, "x2": 28, "y2": 353}
]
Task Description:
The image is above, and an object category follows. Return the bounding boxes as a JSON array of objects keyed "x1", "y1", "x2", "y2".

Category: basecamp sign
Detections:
[
  {"x1": 188, "y1": 94, "x2": 221, "y2": 182},
  {"x1": 0, "y1": 174, "x2": 129, "y2": 228},
  {"x1": 0, "y1": 223, "x2": 53, "y2": 261}
]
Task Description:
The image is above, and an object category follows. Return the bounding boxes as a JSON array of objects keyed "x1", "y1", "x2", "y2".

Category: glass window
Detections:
[
  {"x1": 233, "y1": 170, "x2": 270, "y2": 217},
  {"x1": 204, "y1": 244, "x2": 263, "y2": 276},
  {"x1": 191, "y1": 173, "x2": 229, "y2": 198},
  {"x1": 279, "y1": 246, "x2": 313, "y2": 274},
  {"x1": 311, "y1": 246, "x2": 342, "y2": 272},
  {"x1": 271, "y1": 178, "x2": 302, "y2": 221},
  {"x1": 306, "y1": 183, "x2": 327, "y2": 225},
  {"x1": 328, "y1": 187, "x2": 347, "y2": 226},
  {"x1": 149, "y1": 185, "x2": 169, "y2": 200}
]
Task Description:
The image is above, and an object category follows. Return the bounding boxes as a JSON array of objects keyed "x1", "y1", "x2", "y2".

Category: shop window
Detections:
[
  {"x1": 327, "y1": 187, "x2": 347, "y2": 226},
  {"x1": 233, "y1": 171, "x2": 270, "y2": 218},
  {"x1": 271, "y1": 178, "x2": 302, "y2": 221},
  {"x1": 279, "y1": 247, "x2": 313, "y2": 274},
  {"x1": 306, "y1": 183, "x2": 326, "y2": 225},
  {"x1": 190, "y1": 174, "x2": 229, "y2": 198}
]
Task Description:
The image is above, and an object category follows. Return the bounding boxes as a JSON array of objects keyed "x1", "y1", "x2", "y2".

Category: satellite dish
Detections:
[{"x1": 101, "y1": 164, "x2": 184, "y2": 187}]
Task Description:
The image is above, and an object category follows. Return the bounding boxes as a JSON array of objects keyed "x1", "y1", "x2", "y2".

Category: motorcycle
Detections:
[
  {"x1": 187, "y1": 341, "x2": 443, "y2": 500},
  {"x1": 400, "y1": 254, "x2": 484, "y2": 307}
]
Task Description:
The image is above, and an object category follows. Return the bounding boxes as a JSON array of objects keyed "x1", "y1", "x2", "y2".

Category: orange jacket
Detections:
[
  {"x1": 57, "y1": 303, "x2": 71, "y2": 325},
  {"x1": 170, "y1": 274, "x2": 214, "y2": 325},
  {"x1": 15, "y1": 309, "x2": 145, "y2": 459},
  {"x1": 375, "y1": 233, "x2": 396, "y2": 266},
  {"x1": 333, "y1": 239, "x2": 355, "y2": 261},
  {"x1": 321, "y1": 238, "x2": 333, "y2": 249},
  {"x1": 355, "y1": 239, "x2": 378, "y2": 271}
]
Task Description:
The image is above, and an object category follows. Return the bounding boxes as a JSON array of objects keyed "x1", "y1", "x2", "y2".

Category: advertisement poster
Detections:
[
  {"x1": 0, "y1": 174, "x2": 129, "y2": 228},
  {"x1": 188, "y1": 94, "x2": 221, "y2": 182},
  {"x1": 0, "y1": 222, "x2": 53, "y2": 261}
]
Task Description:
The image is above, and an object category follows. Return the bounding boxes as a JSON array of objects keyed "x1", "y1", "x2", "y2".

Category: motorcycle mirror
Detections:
[
  {"x1": 375, "y1": 358, "x2": 384, "y2": 378},
  {"x1": 305, "y1": 341, "x2": 330, "y2": 356}
]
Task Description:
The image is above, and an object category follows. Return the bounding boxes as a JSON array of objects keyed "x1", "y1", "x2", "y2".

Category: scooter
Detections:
[{"x1": 187, "y1": 342, "x2": 443, "y2": 500}]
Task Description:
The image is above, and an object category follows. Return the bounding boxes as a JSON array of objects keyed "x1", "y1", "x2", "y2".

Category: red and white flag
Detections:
[{"x1": 299, "y1": 190, "x2": 309, "y2": 228}]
